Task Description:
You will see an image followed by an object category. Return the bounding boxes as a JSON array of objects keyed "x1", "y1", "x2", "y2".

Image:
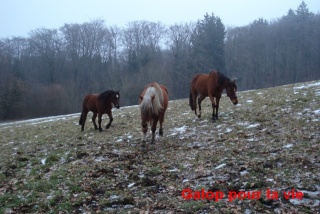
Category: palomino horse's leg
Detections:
[
  {"x1": 98, "y1": 113, "x2": 103, "y2": 132},
  {"x1": 92, "y1": 113, "x2": 98, "y2": 130},
  {"x1": 197, "y1": 95, "x2": 206, "y2": 118},
  {"x1": 141, "y1": 122, "x2": 148, "y2": 142},
  {"x1": 106, "y1": 110, "x2": 113, "y2": 129},
  {"x1": 151, "y1": 118, "x2": 159, "y2": 143}
]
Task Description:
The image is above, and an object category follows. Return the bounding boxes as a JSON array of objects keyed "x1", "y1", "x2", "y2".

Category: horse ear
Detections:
[
  {"x1": 139, "y1": 96, "x2": 143, "y2": 101},
  {"x1": 232, "y1": 79, "x2": 236, "y2": 83}
]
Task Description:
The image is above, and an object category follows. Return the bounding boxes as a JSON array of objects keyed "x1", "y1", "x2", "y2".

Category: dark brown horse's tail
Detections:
[
  {"x1": 79, "y1": 95, "x2": 90, "y2": 125},
  {"x1": 189, "y1": 88, "x2": 195, "y2": 111}
]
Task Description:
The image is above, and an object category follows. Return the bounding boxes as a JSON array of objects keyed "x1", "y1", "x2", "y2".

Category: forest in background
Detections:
[{"x1": 0, "y1": 1, "x2": 319, "y2": 120}]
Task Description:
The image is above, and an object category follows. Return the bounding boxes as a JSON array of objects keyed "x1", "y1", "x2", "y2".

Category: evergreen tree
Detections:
[{"x1": 190, "y1": 13, "x2": 226, "y2": 72}]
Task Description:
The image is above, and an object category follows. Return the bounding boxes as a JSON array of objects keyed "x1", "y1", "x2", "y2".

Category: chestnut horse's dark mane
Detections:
[{"x1": 98, "y1": 90, "x2": 118, "y2": 103}]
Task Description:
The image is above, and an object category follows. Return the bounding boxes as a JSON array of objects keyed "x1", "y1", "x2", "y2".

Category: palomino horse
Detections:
[
  {"x1": 79, "y1": 90, "x2": 120, "y2": 132},
  {"x1": 139, "y1": 82, "x2": 169, "y2": 143},
  {"x1": 189, "y1": 70, "x2": 238, "y2": 121}
]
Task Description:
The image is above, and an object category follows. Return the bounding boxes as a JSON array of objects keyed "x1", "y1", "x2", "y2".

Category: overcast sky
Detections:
[{"x1": 0, "y1": 0, "x2": 319, "y2": 38}]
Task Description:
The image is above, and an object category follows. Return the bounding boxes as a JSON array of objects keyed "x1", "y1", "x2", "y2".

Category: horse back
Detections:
[
  {"x1": 83, "y1": 94, "x2": 99, "y2": 112},
  {"x1": 192, "y1": 73, "x2": 209, "y2": 96}
]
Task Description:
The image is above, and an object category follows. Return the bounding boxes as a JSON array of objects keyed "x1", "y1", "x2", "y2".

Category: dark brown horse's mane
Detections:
[
  {"x1": 216, "y1": 71, "x2": 231, "y2": 85},
  {"x1": 98, "y1": 90, "x2": 117, "y2": 103}
]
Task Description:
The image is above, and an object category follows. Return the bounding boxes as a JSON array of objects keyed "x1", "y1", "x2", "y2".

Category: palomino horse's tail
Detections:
[
  {"x1": 140, "y1": 83, "x2": 163, "y2": 122},
  {"x1": 79, "y1": 95, "x2": 90, "y2": 125}
]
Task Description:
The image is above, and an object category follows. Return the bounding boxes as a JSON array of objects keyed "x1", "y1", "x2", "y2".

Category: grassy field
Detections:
[{"x1": 0, "y1": 81, "x2": 319, "y2": 213}]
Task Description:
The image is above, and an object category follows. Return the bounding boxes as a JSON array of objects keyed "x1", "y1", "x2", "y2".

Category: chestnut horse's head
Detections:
[
  {"x1": 112, "y1": 90, "x2": 120, "y2": 109},
  {"x1": 226, "y1": 80, "x2": 238, "y2": 105}
]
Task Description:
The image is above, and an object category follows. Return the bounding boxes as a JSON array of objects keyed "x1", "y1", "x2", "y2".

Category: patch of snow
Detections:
[
  {"x1": 313, "y1": 109, "x2": 320, "y2": 115},
  {"x1": 246, "y1": 100, "x2": 253, "y2": 103},
  {"x1": 289, "y1": 198, "x2": 320, "y2": 207},
  {"x1": 240, "y1": 170, "x2": 248, "y2": 176},
  {"x1": 41, "y1": 158, "x2": 46, "y2": 165},
  {"x1": 293, "y1": 82, "x2": 320, "y2": 90},
  {"x1": 237, "y1": 122, "x2": 249, "y2": 126},
  {"x1": 246, "y1": 123, "x2": 259, "y2": 128},
  {"x1": 283, "y1": 144, "x2": 293, "y2": 148},
  {"x1": 128, "y1": 182, "x2": 135, "y2": 188},
  {"x1": 215, "y1": 163, "x2": 226, "y2": 169},
  {"x1": 225, "y1": 128, "x2": 232, "y2": 133},
  {"x1": 109, "y1": 195, "x2": 119, "y2": 200}
]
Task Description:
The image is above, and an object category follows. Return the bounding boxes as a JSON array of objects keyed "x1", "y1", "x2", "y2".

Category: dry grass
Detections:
[{"x1": 0, "y1": 81, "x2": 319, "y2": 213}]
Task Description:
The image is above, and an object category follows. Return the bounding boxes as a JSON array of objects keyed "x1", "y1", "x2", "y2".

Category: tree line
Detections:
[{"x1": 0, "y1": 1, "x2": 319, "y2": 120}]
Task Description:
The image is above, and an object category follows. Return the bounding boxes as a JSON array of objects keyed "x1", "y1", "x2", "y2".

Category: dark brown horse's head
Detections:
[
  {"x1": 226, "y1": 80, "x2": 238, "y2": 105},
  {"x1": 112, "y1": 91, "x2": 120, "y2": 109}
]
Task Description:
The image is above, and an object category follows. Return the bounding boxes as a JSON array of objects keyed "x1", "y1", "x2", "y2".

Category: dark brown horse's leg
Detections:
[
  {"x1": 92, "y1": 113, "x2": 98, "y2": 130},
  {"x1": 215, "y1": 96, "x2": 221, "y2": 119},
  {"x1": 98, "y1": 113, "x2": 103, "y2": 132},
  {"x1": 151, "y1": 118, "x2": 159, "y2": 143},
  {"x1": 105, "y1": 111, "x2": 113, "y2": 129},
  {"x1": 209, "y1": 95, "x2": 217, "y2": 121},
  {"x1": 81, "y1": 110, "x2": 88, "y2": 131}
]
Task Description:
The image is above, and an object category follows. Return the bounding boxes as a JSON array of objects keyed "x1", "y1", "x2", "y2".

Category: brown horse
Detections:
[
  {"x1": 189, "y1": 70, "x2": 238, "y2": 121},
  {"x1": 139, "y1": 82, "x2": 169, "y2": 143},
  {"x1": 79, "y1": 90, "x2": 120, "y2": 132}
]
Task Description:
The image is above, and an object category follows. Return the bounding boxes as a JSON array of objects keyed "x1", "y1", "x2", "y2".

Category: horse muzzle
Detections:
[{"x1": 231, "y1": 98, "x2": 238, "y2": 105}]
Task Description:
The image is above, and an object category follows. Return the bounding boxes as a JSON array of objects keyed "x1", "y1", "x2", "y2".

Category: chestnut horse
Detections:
[
  {"x1": 79, "y1": 90, "x2": 120, "y2": 132},
  {"x1": 189, "y1": 70, "x2": 238, "y2": 121},
  {"x1": 139, "y1": 82, "x2": 169, "y2": 143}
]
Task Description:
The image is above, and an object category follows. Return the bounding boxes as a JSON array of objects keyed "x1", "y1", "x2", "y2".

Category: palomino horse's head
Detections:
[
  {"x1": 226, "y1": 80, "x2": 238, "y2": 105},
  {"x1": 112, "y1": 91, "x2": 121, "y2": 109}
]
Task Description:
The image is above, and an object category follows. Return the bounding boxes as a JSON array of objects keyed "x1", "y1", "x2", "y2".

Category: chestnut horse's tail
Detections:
[
  {"x1": 79, "y1": 95, "x2": 90, "y2": 125},
  {"x1": 189, "y1": 74, "x2": 200, "y2": 111}
]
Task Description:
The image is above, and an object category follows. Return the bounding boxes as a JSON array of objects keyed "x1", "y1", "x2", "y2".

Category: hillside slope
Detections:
[{"x1": 0, "y1": 81, "x2": 319, "y2": 213}]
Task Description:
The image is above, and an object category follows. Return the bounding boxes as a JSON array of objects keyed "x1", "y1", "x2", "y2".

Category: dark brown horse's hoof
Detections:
[{"x1": 197, "y1": 115, "x2": 201, "y2": 118}]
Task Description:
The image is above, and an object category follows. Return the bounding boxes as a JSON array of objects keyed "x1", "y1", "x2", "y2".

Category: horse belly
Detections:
[{"x1": 195, "y1": 76, "x2": 209, "y2": 97}]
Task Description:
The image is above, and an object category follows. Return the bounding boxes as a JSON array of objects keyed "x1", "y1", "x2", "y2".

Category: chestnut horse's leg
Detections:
[
  {"x1": 197, "y1": 95, "x2": 206, "y2": 118},
  {"x1": 159, "y1": 113, "x2": 164, "y2": 136},
  {"x1": 92, "y1": 113, "x2": 98, "y2": 130},
  {"x1": 193, "y1": 93, "x2": 198, "y2": 117},
  {"x1": 105, "y1": 110, "x2": 113, "y2": 129},
  {"x1": 141, "y1": 121, "x2": 148, "y2": 142},
  {"x1": 151, "y1": 117, "x2": 159, "y2": 143},
  {"x1": 98, "y1": 112, "x2": 103, "y2": 132}
]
